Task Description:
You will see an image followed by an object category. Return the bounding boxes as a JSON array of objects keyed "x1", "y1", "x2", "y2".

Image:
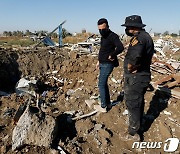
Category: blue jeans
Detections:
[{"x1": 98, "y1": 63, "x2": 114, "y2": 108}]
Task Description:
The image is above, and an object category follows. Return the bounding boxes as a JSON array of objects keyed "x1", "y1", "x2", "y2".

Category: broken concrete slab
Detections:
[
  {"x1": 85, "y1": 99, "x2": 96, "y2": 108},
  {"x1": 12, "y1": 105, "x2": 57, "y2": 151},
  {"x1": 15, "y1": 78, "x2": 37, "y2": 96},
  {"x1": 94, "y1": 124, "x2": 103, "y2": 131}
]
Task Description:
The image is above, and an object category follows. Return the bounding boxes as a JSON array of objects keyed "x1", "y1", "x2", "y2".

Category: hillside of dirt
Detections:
[{"x1": 0, "y1": 46, "x2": 179, "y2": 154}]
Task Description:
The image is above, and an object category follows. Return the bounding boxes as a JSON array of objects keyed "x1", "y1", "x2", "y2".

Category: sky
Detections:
[{"x1": 0, "y1": 0, "x2": 180, "y2": 35}]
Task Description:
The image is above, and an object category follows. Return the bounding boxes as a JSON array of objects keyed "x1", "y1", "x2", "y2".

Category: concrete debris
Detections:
[
  {"x1": 111, "y1": 77, "x2": 118, "y2": 84},
  {"x1": 15, "y1": 78, "x2": 37, "y2": 96},
  {"x1": 94, "y1": 124, "x2": 103, "y2": 131},
  {"x1": 66, "y1": 89, "x2": 75, "y2": 96},
  {"x1": 90, "y1": 95, "x2": 99, "y2": 100},
  {"x1": 154, "y1": 38, "x2": 180, "y2": 56},
  {"x1": 163, "y1": 110, "x2": 171, "y2": 115},
  {"x1": 167, "y1": 60, "x2": 180, "y2": 70},
  {"x1": 57, "y1": 146, "x2": 66, "y2": 154},
  {"x1": 12, "y1": 105, "x2": 57, "y2": 151},
  {"x1": 64, "y1": 110, "x2": 76, "y2": 115},
  {"x1": 122, "y1": 109, "x2": 128, "y2": 115},
  {"x1": 52, "y1": 76, "x2": 64, "y2": 83},
  {"x1": 0, "y1": 35, "x2": 179, "y2": 153},
  {"x1": 85, "y1": 99, "x2": 96, "y2": 108},
  {"x1": 64, "y1": 34, "x2": 100, "y2": 55}
]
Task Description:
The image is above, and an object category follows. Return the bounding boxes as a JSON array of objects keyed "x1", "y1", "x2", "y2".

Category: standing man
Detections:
[
  {"x1": 94, "y1": 18, "x2": 124, "y2": 112},
  {"x1": 121, "y1": 15, "x2": 154, "y2": 140}
]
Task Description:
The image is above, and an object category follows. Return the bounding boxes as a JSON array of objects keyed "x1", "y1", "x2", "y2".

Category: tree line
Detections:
[
  {"x1": 154, "y1": 30, "x2": 180, "y2": 37},
  {"x1": 2, "y1": 29, "x2": 72, "y2": 38}
]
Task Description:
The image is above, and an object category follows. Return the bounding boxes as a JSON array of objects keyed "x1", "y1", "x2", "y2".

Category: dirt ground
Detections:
[{"x1": 0, "y1": 46, "x2": 179, "y2": 154}]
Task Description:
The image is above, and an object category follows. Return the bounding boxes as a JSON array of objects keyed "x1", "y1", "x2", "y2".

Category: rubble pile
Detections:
[{"x1": 0, "y1": 37, "x2": 179, "y2": 153}]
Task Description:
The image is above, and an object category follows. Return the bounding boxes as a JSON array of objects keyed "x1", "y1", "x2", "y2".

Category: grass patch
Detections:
[{"x1": 0, "y1": 37, "x2": 35, "y2": 47}]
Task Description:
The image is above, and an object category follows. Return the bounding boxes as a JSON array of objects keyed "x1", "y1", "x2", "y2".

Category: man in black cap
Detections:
[
  {"x1": 94, "y1": 18, "x2": 124, "y2": 112},
  {"x1": 121, "y1": 15, "x2": 154, "y2": 140}
]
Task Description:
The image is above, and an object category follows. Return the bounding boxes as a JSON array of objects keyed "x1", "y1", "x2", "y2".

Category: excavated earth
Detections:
[{"x1": 0, "y1": 47, "x2": 179, "y2": 154}]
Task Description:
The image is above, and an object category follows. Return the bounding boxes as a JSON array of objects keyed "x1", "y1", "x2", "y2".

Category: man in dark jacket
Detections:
[
  {"x1": 121, "y1": 15, "x2": 154, "y2": 140},
  {"x1": 94, "y1": 18, "x2": 124, "y2": 112}
]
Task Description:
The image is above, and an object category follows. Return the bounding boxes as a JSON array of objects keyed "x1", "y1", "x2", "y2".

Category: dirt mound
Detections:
[
  {"x1": 0, "y1": 49, "x2": 21, "y2": 91},
  {"x1": 17, "y1": 48, "x2": 69, "y2": 77},
  {"x1": 0, "y1": 47, "x2": 179, "y2": 154}
]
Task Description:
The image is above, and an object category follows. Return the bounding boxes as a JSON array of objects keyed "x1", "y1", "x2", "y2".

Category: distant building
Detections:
[
  {"x1": 150, "y1": 32, "x2": 155, "y2": 37},
  {"x1": 72, "y1": 32, "x2": 77, "y2": 36}
]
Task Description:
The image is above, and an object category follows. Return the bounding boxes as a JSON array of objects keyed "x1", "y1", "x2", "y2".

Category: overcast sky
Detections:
[{"x1": 0, "y1": 0, "x2": 179, "y2": 34}]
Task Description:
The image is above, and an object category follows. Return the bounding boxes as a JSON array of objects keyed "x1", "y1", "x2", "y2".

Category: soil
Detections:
[{"x1": 0, "y1": 46, "x2": 179, "y2": 154}]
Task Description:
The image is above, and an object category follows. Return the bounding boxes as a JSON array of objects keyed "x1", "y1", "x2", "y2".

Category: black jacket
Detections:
[
  {"x1": 124, "y1": 30, "x2": 155, "y2": 78},
  {"x1": 98, "y1": 30, "x2": 124, "y2": 67}
]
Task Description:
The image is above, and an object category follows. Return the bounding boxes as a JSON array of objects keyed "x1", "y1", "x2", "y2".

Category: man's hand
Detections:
[
  {"x1": 128, "y1": 63, "x2": 138, "y2": 73},
  {"x1": 96, "y1": 61, "x2": 99, "y2": 70},
  {"x1": 108, "y1": 55, "x2": 114, "y2": 61}
]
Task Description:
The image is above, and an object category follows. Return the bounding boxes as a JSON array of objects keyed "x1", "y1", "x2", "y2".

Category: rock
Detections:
[
  {"x1": 94, "y1": 124, "x2": 102, "y2": 131},
  {"x1": 163, "y1": 110, "x2": 171, "y2": 115},
  {"x1": 122, "y1": 109, "x2": 128, "y2": 115},
  {"x1": 66, "y1": 89, "x2": 75, "y2": 96},
  {"x1": 57, "y1": 146, "x2": 67, "y2": 154},
  {"x1": 85, "y1": 99, "x2": 96, "y2": 108},
  {"x1": 12, "y1": 105, "x2": 57, "y2": 151}
]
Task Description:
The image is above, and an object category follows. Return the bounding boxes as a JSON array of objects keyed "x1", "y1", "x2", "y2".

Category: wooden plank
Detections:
[{"x1": 152, "y1": 83, "x2": 180, "y2": 99}]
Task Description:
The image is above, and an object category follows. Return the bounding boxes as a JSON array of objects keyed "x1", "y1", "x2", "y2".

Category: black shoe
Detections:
[{"x1": 107, "y1": 104, "x2": 112, "y2": 111}]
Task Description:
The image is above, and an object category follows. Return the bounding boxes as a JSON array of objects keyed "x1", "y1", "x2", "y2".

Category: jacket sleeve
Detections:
[
  {"x1": 110, "y1": 34, "x2": 124, "y2": 57},
  {"x1": 128, "y1": 37, "x2": 145, "y2": 66}
]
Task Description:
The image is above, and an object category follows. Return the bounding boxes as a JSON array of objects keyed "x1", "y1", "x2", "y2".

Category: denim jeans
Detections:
[{"x1": 98, "y1": 63, "x2": 114, "y2": 108}]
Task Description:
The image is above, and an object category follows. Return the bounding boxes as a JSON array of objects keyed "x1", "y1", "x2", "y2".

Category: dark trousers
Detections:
[
  {"x1": 98, "y1": 63, "x2": 114, "y2": 108},
  {"x1": 124, "y1": 75, "x2": 149, "y2": 135}
]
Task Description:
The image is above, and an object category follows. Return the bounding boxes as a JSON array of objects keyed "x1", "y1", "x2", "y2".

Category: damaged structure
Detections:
[{"x1": 0, "y1": 32, "x2": 179, "y2": 153}]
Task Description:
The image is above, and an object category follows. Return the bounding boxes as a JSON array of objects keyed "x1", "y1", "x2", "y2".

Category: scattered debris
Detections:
[
  {"x1": 33, "y1": 20, "x2": 66, "y2": 48},
  {"x1": 163, "y1": 110, "x2": 172, "y2": 115},
  {"x1": 12, "y1": 98, "x2": 57, "y2": 151},
  {"x1": 72, "y1": 110, "x2": 98, "y2": 120},
  {"x1": 94, "y1": 124, "x2": 103, "y2": 131},
  {"x1": 15, "y1": 78, "x2": 37, "y2": 96},
  {"x1": 85, "y1": 99, "x2": 96, "y2": 108},
  {"x1": 0, "y1": 36, "x2": 179, "y2": 153},
  {"x1": 122, "y1": 109, "x2": 128, "y2": 115}
]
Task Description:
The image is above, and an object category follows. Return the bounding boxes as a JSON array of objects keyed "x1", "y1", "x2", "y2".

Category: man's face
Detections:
[
  {"x1": 98, "y1": 23, "x2": 107, "y2": 30},
  {"x1": 126, "y1": 26, "x2": 134, "y2": 33},
  {"x1": 98, "y1": 23, "x2": 110, "y2": 38},
  {"x1": 125, "y1": 26, "x2": 134, "y2": 36}
]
